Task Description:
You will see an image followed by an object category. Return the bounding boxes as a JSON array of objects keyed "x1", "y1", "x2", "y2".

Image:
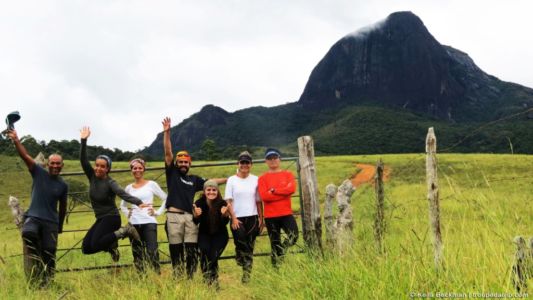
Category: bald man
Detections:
[{"x1": 7, "y1": 129, "x2": 68, "y2": 287}]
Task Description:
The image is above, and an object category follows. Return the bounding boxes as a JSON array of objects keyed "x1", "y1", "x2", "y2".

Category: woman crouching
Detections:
[{"x1": 192, "y1": 180, "x2": 230, "y2": 289}]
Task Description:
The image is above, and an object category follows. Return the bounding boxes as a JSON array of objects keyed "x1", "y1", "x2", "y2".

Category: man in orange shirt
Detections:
[{"x1": 258, "y1": 148, "x2": 298, "y2": 267}]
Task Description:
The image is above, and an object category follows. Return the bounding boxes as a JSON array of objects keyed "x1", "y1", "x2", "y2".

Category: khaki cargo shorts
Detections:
[{"x1": 166, "y1": 212, "x2": 199, "y2": 244}]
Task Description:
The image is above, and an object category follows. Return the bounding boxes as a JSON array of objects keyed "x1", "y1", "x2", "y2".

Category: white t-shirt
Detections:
[
  {"x1": 120, "y1": 180, "x2": 167, "y2": 225},
  {"x1": 224, "y1": 174, "x2": 259, "y2": 218}
]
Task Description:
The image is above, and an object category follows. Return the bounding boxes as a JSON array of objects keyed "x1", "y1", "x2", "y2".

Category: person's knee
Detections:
[
  {"x1": 82, "y1": 242, "x2": 98, "y2": 254},
  {"x1": 81, "y1": 245, "x2": 91, "y2": 254}
]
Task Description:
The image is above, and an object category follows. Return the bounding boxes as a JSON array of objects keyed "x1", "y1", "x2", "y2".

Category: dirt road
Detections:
[{"x1": 351, "y1": 163, "x2": 390, "y2": 187}]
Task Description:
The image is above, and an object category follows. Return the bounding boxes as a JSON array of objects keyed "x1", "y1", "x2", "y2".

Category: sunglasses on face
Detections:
[{"x1": 239, "y1": 160, "x2": 251, "y2": 165}]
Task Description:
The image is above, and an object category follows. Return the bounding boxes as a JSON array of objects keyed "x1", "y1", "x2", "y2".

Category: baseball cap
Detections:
[
  {"x1": 238, "y1": 151, "x2": 252, "y2": 162},
  {"x1": 203, "y1": 179, "x2": 218, "y2": 190},
  {"x1": 264, "y1": 148, "x2": 281, "y2": 159}
]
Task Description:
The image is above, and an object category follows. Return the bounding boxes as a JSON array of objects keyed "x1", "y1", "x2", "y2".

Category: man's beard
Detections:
[{"x1": 179, "y1": 166, "x2": 189, "y2": 175}]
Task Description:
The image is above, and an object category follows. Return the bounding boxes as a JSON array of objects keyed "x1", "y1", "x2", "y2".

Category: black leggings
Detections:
[
  {"x1": 231, "y1": 215, "x2": 259, "y2": 272},
  {"x1": 130, "y1": 223, "x2": 160, "y2": 273},
  {"x1": 198, "y1": 233, "x2": 228, "y2": 283},
  {"x1": 265, "y1": 215, "x2": 298, "y2": 266},
  {"x1": 82, "y1": 215, "x2": 121, "y2": 254}
]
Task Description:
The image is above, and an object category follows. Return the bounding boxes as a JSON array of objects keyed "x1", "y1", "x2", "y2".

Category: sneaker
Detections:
[
  {"x1": 241, "y1": 271, "x2": 251, "y2": 284},
  {"x1": 116, "y1": 223, "x2": 140, "y2": 241},
  {"x1": 110, "y1": 247, "x2": 120, "y2": 262}
]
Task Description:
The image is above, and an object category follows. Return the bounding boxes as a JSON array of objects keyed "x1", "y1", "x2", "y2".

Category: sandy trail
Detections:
[{"x1": 351, "y1": 163, "x2": 391, "y2": 187}]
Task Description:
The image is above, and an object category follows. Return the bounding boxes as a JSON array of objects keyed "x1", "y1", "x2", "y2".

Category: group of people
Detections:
[{"x1": 7, "y1": 117, "x2": 299, "y2": 289}]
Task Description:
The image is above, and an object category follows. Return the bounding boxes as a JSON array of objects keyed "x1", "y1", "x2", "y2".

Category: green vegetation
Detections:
[
  {"x1": 3, "y1": 104, "x2": 532, "y2": 161},
  {"x1": 144, "y1": 104, "x2": 533, "y2": 158},
  {"x1": 0, "y1": 136, "x2": 146, "y2": 161},
  {"x1": 0, "y1": 154, "x2": 532, "y2": 299}
]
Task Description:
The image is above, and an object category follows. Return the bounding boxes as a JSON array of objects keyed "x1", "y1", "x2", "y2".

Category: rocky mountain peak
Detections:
[
  {"x1": 297, "y1": 11, "x2": 501, "y2": 121},
  {"x1": 143, "y1": 12, "x2": 533, "y2": 157}
]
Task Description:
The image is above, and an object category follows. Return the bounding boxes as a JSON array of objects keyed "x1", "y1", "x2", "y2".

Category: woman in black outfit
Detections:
[
  {"x1": 79, "y1": 126, "x2": 148, "y2": 261},
  {"x1": 192, "y1": 180, "x2": 230, "y2": 289}
]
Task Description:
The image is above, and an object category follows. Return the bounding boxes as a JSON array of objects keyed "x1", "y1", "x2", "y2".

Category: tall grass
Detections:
[{"x1": 1, "y1": 154, "x2": 532, "y2": 299}]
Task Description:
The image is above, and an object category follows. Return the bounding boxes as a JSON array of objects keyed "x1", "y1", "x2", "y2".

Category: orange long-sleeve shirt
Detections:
[{"x1": 258, "y1": 170, "x2": 296, "y2": 218}]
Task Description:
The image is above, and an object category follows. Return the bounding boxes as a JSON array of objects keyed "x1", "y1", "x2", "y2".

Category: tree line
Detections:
[
  {"x1": 0, "y1": 135, "x2": 142, "y2": 161},
  {"x1": 0, "y1": 135, "x2": 271, "y2": 162}
]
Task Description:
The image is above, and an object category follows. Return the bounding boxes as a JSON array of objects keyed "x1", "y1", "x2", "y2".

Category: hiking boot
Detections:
[
  {"x1": 241, "y1": 271, "x2": 251, "y2": 284},
  {"x1": 110, "y1": 246, "x2": 120, "y2": 262},
  {"x1": 115, "y1": 223, "x2": 140, "y2": 241}
]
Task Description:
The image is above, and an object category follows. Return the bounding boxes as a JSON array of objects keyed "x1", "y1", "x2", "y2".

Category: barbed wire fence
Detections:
[
  {"x1": 3, "y1": 157, "x2": 306, "y2": 273},
  {"x1": 2, "y1": 107, "x2": 533, "y2": 288}
]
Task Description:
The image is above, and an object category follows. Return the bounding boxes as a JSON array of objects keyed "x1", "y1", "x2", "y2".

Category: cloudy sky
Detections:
[{"x1": 1, "y1": 0, "x2": 532, "y2": 151}]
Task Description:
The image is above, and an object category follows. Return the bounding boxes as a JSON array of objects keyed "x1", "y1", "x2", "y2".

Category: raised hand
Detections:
[
  {"x1": 6, "y1": 129, "x2": 18, "y2": 142},
  {"x1": 80, "y1": 126, "x2": 91, "y2": 139},
  {"x1": 162, "y1": 117, "x2": 171, "y2": 132},
  {"x1": 193, "y1": 204, "x2": 202, "y2": 217}
]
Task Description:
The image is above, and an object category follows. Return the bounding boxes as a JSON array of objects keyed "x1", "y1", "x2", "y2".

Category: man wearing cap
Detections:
[
  {"x1": 258, "y1": 148, "x2": 298, "y2": 267},
  {"x1": 161, "y1": 117, "x2": 226, "y2": 279},
  {"x1": 6, "y1": 129, "x2": 68, "y2": 287}
]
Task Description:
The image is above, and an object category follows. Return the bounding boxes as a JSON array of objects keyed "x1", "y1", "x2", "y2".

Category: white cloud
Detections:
[{"x1": 1, "y1": 0, "x2": 532, "y2": 151}]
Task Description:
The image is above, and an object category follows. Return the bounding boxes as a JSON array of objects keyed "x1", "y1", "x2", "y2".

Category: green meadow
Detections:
[{"x1": 0, "y1": 153, "x2": 532, "y2": 299}]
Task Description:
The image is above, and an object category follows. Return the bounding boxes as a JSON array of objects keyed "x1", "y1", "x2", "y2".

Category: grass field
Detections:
[{"x1": 0, "y1": 153, "x2": 532, "y2": 299}]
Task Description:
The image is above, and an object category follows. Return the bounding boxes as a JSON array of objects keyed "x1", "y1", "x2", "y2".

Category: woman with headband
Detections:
[
  {"x1": 120, "y1": 158, "x2": 167, "y2": 274},
  {"x1": 79, "y1": 126, "x2": 148, "y2": 262}
]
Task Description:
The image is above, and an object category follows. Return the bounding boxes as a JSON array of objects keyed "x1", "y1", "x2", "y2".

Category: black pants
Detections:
[
  {"x1": 231, "y1": 215, "x2": 259, "y2": 272},
  {"x1": 198, "y1": 233, "x2": 228, "y2": 284},
  {"x1": 82, "y1": 215, "x2": 121, "y2": 254},
  {"x1": 21, "y1": 217, "x2": 58, "y2": 286},
  {"x1": 130, "y1": 223, "x2": 160, "y2": 273},
  {"x1": 168, "y1": 243, "x2": 198, "y2": 279},
  {"x1": 265, "y1": 215, "x2": 298, "y2": 266}
]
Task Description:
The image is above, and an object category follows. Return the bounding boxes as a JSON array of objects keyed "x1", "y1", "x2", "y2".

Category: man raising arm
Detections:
[{"x1": 7, "y1": 129, "x2": 68, "y2": 287}]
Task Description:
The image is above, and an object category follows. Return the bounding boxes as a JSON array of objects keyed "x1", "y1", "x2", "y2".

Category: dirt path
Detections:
[{"x1": 351, "y1": 163, "x2": 391, "y2": 187}]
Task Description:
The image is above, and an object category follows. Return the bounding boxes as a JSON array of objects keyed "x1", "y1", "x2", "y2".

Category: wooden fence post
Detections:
[
  {"x1": 324, "y1": 184, "x2": 337, "y2": 247},
  {"x1": 335, "y1": 179, "x2": 355, "y2": 251},
  {"x1": 336, "y1": 179, "x2": 355, "y2": 231},
  {"x1": 426, "y1": 127, "x2": 443, "y2": 270},
  {"x1": 374, "y1": 159, "x2": 385, "y2": 253},
  {"x1": 8, "y1": 196, "x2": 33, "y2": 278},
  {"x1": 34, "y1": 152, "x2": 46, "y2": 167},
  {"x1": 512, "y1": 236, "x2": 528, "y2": 292},
  {"x1": 297, "y1": 136, "x2": 322, "y2": 251}
]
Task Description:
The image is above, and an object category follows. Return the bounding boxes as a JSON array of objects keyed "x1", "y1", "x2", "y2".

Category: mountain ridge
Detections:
[{"x1": 143, "y1": 11, "x2": 533, "y2": 158}]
